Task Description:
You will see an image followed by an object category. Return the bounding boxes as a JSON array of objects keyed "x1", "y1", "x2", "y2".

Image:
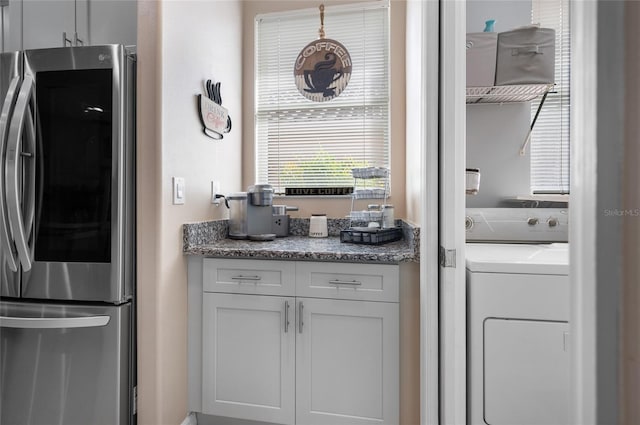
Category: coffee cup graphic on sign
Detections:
[{"x1": 304, "y1": 53, "x2": 344, "y2": 97}]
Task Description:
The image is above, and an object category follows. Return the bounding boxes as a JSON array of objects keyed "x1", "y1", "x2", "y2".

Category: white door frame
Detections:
[
  {"x1": 416, "y1": 0, "x2": 466, "y2": 423},
  {"x1": 434, "y1": 0, "x2": 467, "y2": 424},
  {"x1": 414, "y1": 0, "x2": 442, "y2": 423},
  {"x1": 569, "y1": 1, "x2": 598, "y2": 422},
  {"x1": 570, "y1": 1, "x2": 624, "y2": 424}
]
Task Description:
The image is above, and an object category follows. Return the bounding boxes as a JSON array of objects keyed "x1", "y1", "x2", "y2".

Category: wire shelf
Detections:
[
  {"x1": 348, "y1": 167, "x2": 391, "y2": 231},
  {"x1": 351, "y1": 167, "x2": 390, "y2": 179},
  {"x1": 349, "y1": 210, "x2": 384, "y2": 221},
  {"x1": 352, "y1": 188, "x2": 387, "y2": 200},
  {"x1": 466, "y1": 83, "x2": 554, "y2": 104}
]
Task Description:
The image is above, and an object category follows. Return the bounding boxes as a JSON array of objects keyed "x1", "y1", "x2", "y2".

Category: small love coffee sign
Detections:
[{"x1": 294, "y1": 4, "x2": 352, "y2": 102}]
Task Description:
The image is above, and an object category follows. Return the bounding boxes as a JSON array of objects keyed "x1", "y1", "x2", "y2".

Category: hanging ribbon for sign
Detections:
[{"x1": 294, "y1": 4, "x2": 352, "y2": 102}]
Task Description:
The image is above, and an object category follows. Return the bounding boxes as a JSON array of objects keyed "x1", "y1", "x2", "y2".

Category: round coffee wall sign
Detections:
[{"x1": 294, "y1": 5, "x2": 352, "y2": 102}]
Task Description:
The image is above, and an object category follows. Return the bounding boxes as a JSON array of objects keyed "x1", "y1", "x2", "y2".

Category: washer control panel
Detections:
[{"x1": 465, "y1": 208, "x2": 568, "y2": 242}]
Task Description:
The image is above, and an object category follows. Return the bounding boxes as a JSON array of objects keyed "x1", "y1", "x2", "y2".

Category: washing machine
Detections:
[{"x1": 465, "y1": 208, "x2": 570, "y2": 425}]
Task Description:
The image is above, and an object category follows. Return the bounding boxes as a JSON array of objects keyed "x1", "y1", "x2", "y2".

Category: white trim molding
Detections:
[
  {"x1": 438, "y1": 0, "x2": 467, "y2": 424},
  {"x1": 407, "y1": 0, "x2": 440, "y2": 423},
  {"x1": 571, "y1": 1, "x2": 624, "y2": 424},
  {"x1": 622, "y1": 3, "x2": 640, "y2": 424}
]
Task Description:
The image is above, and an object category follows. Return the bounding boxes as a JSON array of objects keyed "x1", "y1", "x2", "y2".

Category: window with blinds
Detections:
[
  {"x1": 255, "y1": 2, "x2": 390, "y2": 194},
  {"x1": 530, "y1": 0, "x2": 570, "y2": 193}
]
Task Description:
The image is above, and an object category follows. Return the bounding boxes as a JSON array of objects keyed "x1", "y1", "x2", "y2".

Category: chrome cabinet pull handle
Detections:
[
  {"x1": 284, "y1": 300, "x2": 290, "y2": 333},
  {"x1": 230, "y1": 275, "x2": 261, "y2": 281},
  {"x1": 328, "y1": 279, "x2": 362, "y2": 286},
  {"x1": 74, "y1": 32, "x2": 84, "y2": 46},
  {"x1": 62, "y1": 32, "x2": 73, "y2": 47},
  {"x1": 298, "y1": 301, "x2": 304, "y2": 334}
]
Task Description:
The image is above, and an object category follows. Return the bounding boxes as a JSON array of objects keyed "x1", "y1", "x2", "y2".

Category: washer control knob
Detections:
[
  {"x1": 527, "y1": 217, "x2": 539, "y2": 226},
  {"x1": 548, "y1": 217, "x2": 559, "y2": 227},
  {"x1": 465, "y1": 216, "x2": 474, "y2": 230}
]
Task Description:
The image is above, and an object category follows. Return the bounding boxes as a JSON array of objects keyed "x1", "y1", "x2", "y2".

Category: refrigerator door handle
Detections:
[
  {"x1": 0, "y1": 314, "x2": 110, "y2": 329},
  {"x1": 0, "y1": 76, "x2": 21, "y2": 272},
  {"x1": 5, "y1": 75, "x2": 36, "y2": 272}
]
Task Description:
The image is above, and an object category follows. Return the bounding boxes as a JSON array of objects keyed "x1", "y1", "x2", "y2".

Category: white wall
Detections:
[
  {"x1": 465, "y1": 0, "x2": 533, "y2": 207},
  {"x1": 161, "y1": 1, "x2": 243, "y2": 205},
  {"x1": 466, "y1": 103, "x2": 531, "y2": 207},
  {"x1": 466, "y1": 0, "x2": 531, "y2": 33},
  {"x1": 137, "y1": 1, "x2": 243, "y2": 423}
]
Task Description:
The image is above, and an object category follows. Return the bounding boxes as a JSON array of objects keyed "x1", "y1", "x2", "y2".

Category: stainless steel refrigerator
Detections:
[{"x1": 0, "y1": 45, "x2": 136, "y2": 425}]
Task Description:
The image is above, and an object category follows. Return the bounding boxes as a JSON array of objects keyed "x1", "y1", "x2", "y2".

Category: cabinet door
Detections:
[
  {"x1": 296, "y1": 298, "x2": 399, "y2": 425},
  {"x1": 202, "y1": 293, "x2": 295, "y2": 425},
  {"x1": 75, "y1": 0, "x2": 88, "y2": 45},
  {"x1": 22, "y1": 0, "x2": 75, "y2": 49},
  {"x1": 3, "y1": 0, "x2": 23, "y2": 52},
  {"x1": 88, "y1": 0, "x2": 136, "y2": 46}
]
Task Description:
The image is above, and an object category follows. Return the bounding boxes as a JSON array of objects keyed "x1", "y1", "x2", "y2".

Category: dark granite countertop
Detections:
[{"x1": 183, "y1": 218, "x2": 419, "y2": 264}]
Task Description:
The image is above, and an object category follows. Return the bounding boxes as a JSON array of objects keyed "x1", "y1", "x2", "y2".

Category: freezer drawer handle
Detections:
[{"x1": 0, "y1": 315, "x2": 111, "y2": 329}]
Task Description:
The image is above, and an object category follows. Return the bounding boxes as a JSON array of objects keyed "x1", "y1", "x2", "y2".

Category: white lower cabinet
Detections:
[
  {"x1": 202, "y1": 293, "x2": 295, "y2": 424},
  {"x1": 200, "y1": 259, "x2": 400, "y2": 425},
  {"x1": 296, "y1": 298, "x2": 399, "y2": 425}
]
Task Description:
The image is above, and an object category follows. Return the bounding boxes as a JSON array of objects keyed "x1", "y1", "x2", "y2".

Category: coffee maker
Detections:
[{"x1": 228, "y1": 184, "x2": 276, "y2": 240}]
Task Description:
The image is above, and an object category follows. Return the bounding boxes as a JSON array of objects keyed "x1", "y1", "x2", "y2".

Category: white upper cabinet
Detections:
[
  {"x1": 16, "y1": 0, "x2": 136, "y2": 50},
  {"x1": 22, "y1": 0, "x2": 77, "y2": 49},
  {"x1": 88, "y1": 0, "x2": 136, "y2": 47},
  {"x1": 2, "y1": 0, "x2": 24, "y2": 52}
]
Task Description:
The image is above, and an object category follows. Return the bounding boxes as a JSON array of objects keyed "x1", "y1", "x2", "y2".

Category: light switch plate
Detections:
[{"x1": 173, "y1": 177, "x2": 185, "y2": 205}]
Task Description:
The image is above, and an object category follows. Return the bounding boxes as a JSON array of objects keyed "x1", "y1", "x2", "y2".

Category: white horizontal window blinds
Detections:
[
  {"x1": 530, "y1": 0, "x2": 570, "y2": 193},
  {"x1": 255, "y1": 2, "x2": 390, "y2": 193}
]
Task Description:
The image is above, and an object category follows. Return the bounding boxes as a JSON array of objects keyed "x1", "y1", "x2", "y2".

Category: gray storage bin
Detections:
[
  {"x1": 466, "y1": 32, "x2": 498, "y2": 87},
  {"x1": 495, "y1": 26, "x2": 556, "y2": 85}
]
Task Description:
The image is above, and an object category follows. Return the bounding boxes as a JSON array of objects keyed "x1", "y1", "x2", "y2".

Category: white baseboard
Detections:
[{"x1": 180, "y1": 412, "x2": 197, "y2": 425}]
